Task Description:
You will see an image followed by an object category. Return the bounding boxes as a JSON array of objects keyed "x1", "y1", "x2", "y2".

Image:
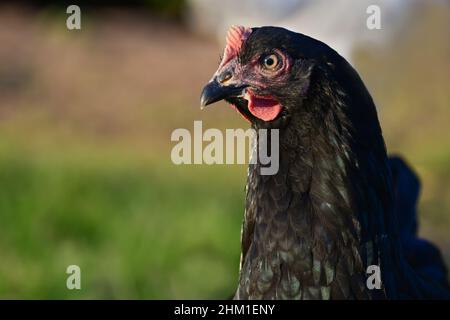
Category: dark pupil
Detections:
[{"x1": 265, "y1": 57, "x2": 275, "y2": 66}]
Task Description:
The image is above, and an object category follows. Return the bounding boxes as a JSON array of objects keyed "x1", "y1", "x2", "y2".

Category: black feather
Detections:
[{"x1": 215, "y1": 26, "x2": 450, "y2": 300}]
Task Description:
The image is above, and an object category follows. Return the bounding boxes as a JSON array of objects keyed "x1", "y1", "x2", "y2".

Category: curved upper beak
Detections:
[{"x1": 200, "y1": 79, "x2": 247, "y2": 109}]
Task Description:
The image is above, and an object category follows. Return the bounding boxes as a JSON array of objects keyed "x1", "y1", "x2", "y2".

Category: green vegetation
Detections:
[{"x1": 0, "y1": 144, "x2": 246, "y2": 298}]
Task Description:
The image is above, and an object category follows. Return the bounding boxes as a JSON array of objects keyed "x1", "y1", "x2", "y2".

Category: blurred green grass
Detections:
[{"x1": 0, "y1": 143, "x2": 247, "y2": 298}]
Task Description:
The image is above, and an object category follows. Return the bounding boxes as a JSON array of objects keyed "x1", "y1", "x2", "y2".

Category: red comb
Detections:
[{"x1": 219, "y1": 25, "x2": 252, "y2": 68}]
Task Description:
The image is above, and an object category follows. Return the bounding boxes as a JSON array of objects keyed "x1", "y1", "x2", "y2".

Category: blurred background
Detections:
[{"x1": 0, "y1": 0, "x2": 448, "y2": 298}]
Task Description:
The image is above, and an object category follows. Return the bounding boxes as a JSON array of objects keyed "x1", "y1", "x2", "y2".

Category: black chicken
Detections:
[{"x1": 200, "y1": 26, "x2": 450, "y2": 299}]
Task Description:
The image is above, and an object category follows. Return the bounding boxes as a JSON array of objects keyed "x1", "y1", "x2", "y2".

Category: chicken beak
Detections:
[{"x1": 200, "y1": 79, "x2": 246, "y2": 109}]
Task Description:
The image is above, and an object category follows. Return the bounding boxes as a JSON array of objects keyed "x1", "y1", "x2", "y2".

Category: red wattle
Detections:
[{"x1": 247, "y1": 94, "x2": 282, "y2": 121}]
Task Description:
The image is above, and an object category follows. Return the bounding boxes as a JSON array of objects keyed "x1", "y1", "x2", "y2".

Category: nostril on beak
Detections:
[{"x1": 218, "y1": 71, "x2": 232, "y2": 84}]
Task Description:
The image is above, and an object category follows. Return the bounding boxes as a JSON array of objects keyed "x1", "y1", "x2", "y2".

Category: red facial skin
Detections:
[{"x1": 214, "y1": 26, "x2": 292, "y2": 122}]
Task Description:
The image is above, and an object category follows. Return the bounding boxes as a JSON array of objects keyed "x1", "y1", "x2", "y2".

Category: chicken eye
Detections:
[{"x1": 262, "y1": 53, "x2": 280, "y2": 70}]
